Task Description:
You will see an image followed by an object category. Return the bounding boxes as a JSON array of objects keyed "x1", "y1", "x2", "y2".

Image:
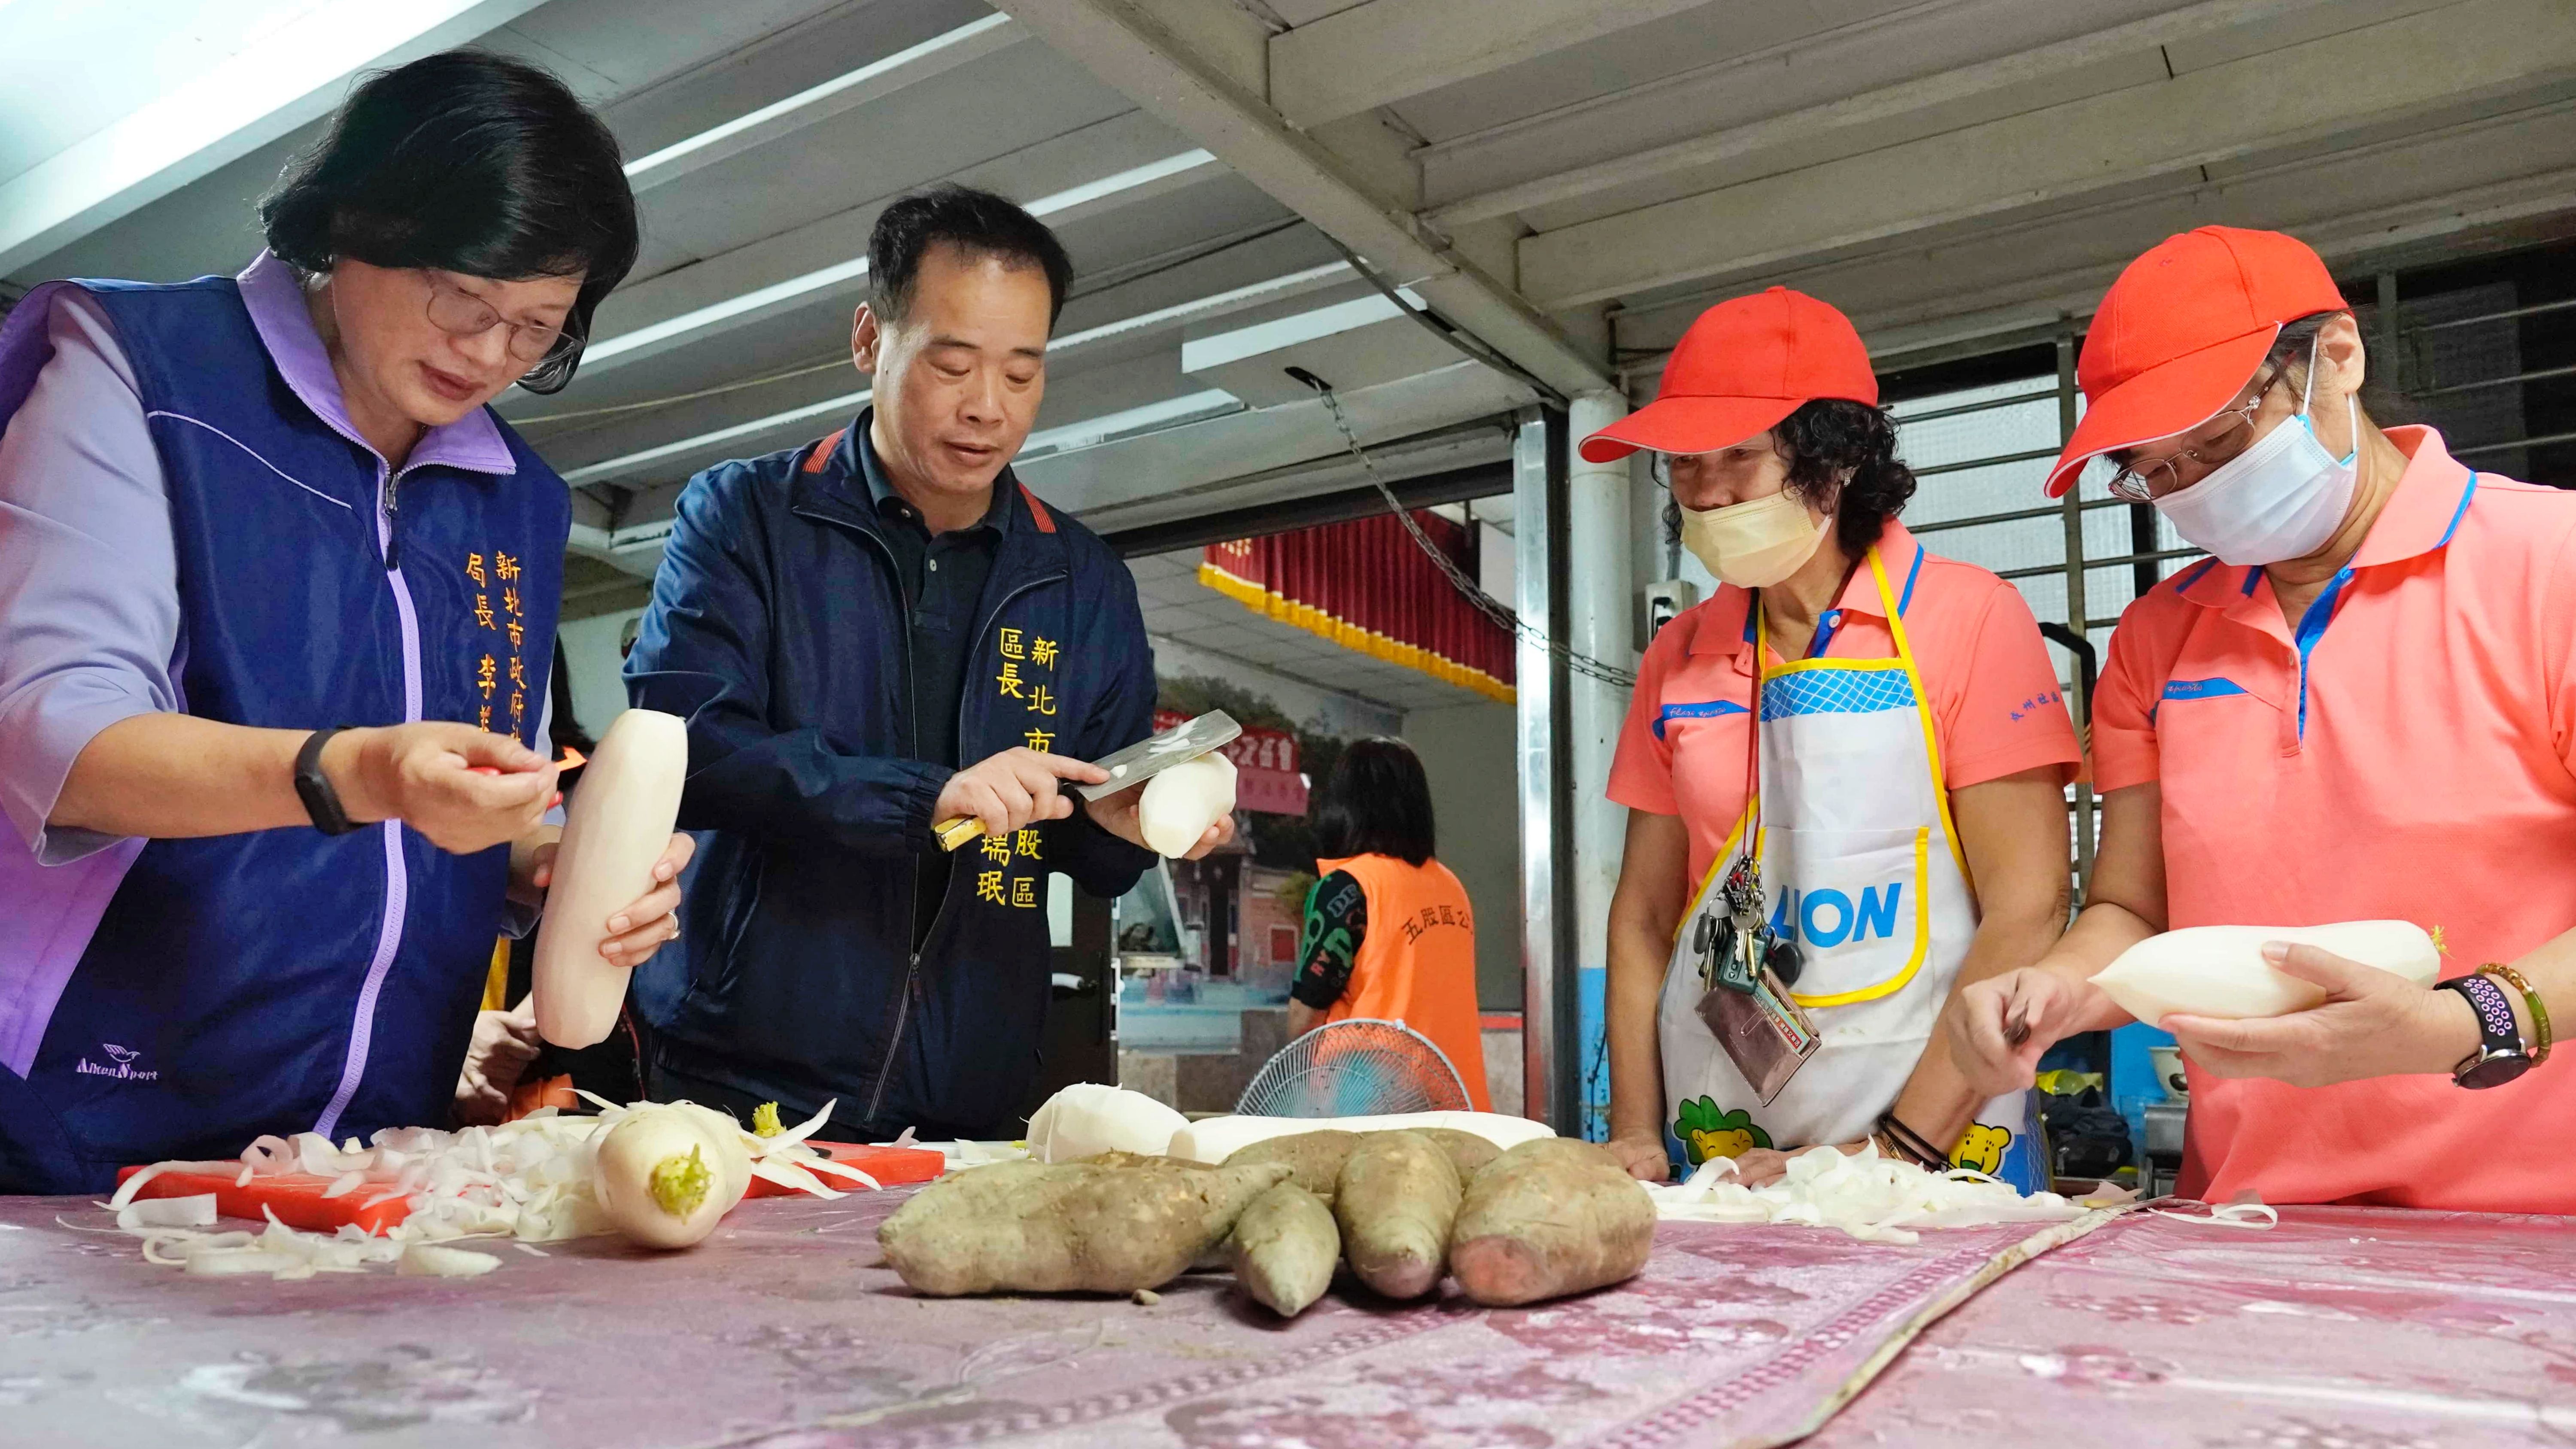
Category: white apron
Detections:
[{"x1": 1657, "y1": 548, "x2": 2047, "y2": 1191}]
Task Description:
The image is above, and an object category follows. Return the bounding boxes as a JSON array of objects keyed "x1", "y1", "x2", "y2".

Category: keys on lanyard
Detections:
[{"x1": 1696, "y1": 856, "x2": 1803, "y2": 996}]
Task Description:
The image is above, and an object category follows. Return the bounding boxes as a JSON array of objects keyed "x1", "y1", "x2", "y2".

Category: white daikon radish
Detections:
[
  {"x1": 1168, "y1": 1111, "x2": 1554, "y2": 1166},
  {"x1": 592, "y1": 1106, "x2": 731, "y2": 1250},
  {"x1": 1025, "y1": 1083, "x2": 1189, "y2": 1162},
  {"x1": 2093, "y1": 921, "x2": 2443, "y2": 1027},
  {"x1": 397, "y1": 1244, "x2": 502, "y2": 1277},
  {"x1": 1136, "y1": 753, "x2": 1236, "y2": 857},
  {"x1": 532, "y1": 708, "x2": 688, "y2": 1048},
  {"x1": 669, "y1": 1102, "x2": 755, "y2": 1211}
]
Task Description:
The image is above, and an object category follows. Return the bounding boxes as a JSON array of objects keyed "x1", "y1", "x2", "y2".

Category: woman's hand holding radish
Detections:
[
  {"x1": 2163, "y1": 943, "x2": 2482, "y2": 1087},
  {"x1": 1947, "y1": 962, "x2": 2131, "y2": 1097}
]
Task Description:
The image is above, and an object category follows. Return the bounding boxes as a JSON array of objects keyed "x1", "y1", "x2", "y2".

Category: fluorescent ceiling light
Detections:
[
  {"x1": 560, "y1": 388, "x2": 870, "y2": 486},
  {"x1": 623, "y1": 15, "x2": 1024, "y2": 193},
  {"x1": 1019, "y1": 389, "x2": 1240, "y2": 458},
  {"x1": 582, "y1": 149, "x2": 1221, "y2": 367}
]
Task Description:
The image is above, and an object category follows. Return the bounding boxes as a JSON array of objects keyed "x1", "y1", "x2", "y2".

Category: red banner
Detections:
[
  {"x1": 1198, "y1": 511, "x2": 1514, "y2": 702},
  {"x1": 1154, "y1": 710, "x2": 1307, "y2": 816}
]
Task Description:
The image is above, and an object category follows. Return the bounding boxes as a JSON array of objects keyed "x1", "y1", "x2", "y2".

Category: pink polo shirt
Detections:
[
  {"x1": 2094, "y1": 428, "x2": 2576, "y2": 1212},
  {"x1": 1610, "y1": 519, "x2": 2081, "y2": 890}
]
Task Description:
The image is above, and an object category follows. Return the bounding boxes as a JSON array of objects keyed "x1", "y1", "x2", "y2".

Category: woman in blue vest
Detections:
[{"x1": 0, "y1": 53, "x2": 680, "y2": 1194}]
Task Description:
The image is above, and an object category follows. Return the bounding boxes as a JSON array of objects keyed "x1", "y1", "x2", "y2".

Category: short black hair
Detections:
[
  {"x1": 1314, "y1": 737, "x2": 1436, "y2": 867},
  {"x1": 1663, "y1": 399, "x2": 1918, "y2": 558},
  {"x1": 869, "y1": 184, "x2": 1074, "y2": 329},
  {"x1": 260, "y1": 50, "x2": 639, "y2": 394}
]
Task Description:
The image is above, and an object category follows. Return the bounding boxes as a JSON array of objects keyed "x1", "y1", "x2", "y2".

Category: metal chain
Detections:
[{"x1": 1306, "y1": 383, "x2": 1637, "y2": 689}]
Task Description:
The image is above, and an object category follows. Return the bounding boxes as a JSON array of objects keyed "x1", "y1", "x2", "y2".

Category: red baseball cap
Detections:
[
  {"x1": 2044, "y1": 226, "x2": 2348, "y2": 497},
  {"x1": 1580, "y1": 287, "x2": 1877, "y2": 464}
]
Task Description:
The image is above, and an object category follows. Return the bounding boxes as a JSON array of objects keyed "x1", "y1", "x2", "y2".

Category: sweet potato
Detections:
[
  {"x1": 1413, "y1": 1127, "x2": 1502, "y2": 1180},
  {"x1": 1449, "y1": 1138, "x2": 1654, "y2": 1307},
  {"x1": 1227, "y1": 1182, "x2": 1340, "y2": 1317},
  {"x1": 1223, "y1": 1130, "x2": 1361, "y2": 1203},
  {"x1": 1333, "y1": 1131, "x2": 1461, "y2": 1300},
  {"x1": 878, "y1": 1159, "x2": 1290, "y2": 1296}
]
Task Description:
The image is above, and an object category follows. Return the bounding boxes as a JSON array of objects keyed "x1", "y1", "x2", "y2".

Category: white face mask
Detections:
[
  {"x1": 1680, "y1": 490, "x2": 1830, "y2": 589},
  {"x1": 2150, "y1": 341, "x2": 2360, "y2": 567}
]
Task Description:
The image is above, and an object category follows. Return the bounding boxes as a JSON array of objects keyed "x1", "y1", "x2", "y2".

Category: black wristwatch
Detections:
[
  {"x1": 2436, "y1": 973, "x2": 2531, "y2": 1090},
  {"x1": 294, "y1": 727, "x2": 361, "y2": 837}
]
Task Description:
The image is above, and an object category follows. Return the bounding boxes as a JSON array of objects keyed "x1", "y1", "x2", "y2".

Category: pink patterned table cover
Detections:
[
  {"x1": 1, "y1": 1188, "x2": 2567, "y2": 1447},
  {"x1": 1810, "y1": 1204, "x2": 2576, "y2": 1448}
]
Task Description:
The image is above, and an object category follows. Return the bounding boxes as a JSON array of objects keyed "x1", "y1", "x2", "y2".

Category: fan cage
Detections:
[{"x1": 1235, "y1": 1017, "x2": 1471, "y2": 1117}]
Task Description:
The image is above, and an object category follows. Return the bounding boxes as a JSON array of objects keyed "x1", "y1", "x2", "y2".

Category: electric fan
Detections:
[{"x1": 1235, "y1": 1018, "x2": 1471, "y2": 1117}]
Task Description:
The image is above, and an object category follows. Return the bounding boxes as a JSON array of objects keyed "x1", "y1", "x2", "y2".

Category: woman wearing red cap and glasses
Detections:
[
  {"x1": 1595, "y1": 289, "x2": 2082, "y2": 1188},
  {"x1": 1950, "y1": 226, "x2": 2576, "y2": 1214}
]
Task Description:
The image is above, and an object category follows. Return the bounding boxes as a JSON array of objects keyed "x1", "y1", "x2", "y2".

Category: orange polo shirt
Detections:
[
  {"x1": 1610, "y1": 519, "x2": 2081, "y2": 890},
  {"x1": 2094, "y1": 428, "x2": 2576, "y2": 1212}
]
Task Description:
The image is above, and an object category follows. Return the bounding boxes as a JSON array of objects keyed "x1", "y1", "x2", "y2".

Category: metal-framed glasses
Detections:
[
  {"x1": 2105, "y1": 370, "x2": 2281, "y2": 503},
  {"x1": 423, "y1": 275, "x2": 572, "y2": 365}
]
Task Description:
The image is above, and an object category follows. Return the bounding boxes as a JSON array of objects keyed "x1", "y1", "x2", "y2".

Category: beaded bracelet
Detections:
[
  {"x1": 2479, "y1": 962, "x2": 2553, "y2": 1065},
  {"x1": 1874, "y1": 1112, "x2": 1951, "y2": 1171}
]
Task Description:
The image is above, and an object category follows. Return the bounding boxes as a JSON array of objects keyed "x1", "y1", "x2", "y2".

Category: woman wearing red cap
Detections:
[
  {"x1": 1596, "y1": 289, "x2": 2082, "y2": 1187},
  {"x1": 1950, "y1": 226, "x2": 2576, "y2": 1213}
]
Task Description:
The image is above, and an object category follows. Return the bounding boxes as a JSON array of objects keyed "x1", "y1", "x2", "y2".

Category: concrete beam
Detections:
[
  {"x1": 1422, "y1": 0, "x2": 2344, "y2": 226},
  {"x1": 1519, "y1": 0, "x2": 2576, "y2": 307},
  {"x1": 0, "y1": 0, "x2": 546, "y2": 274},
  {"x1": 991, "y1": 0, "x2": 1613, "y2": 398},
  {"x1": 1515, "y1": 0, "x2": 2576, "y2": 304},
  {"x1": 622, "y1": 15, "x2": 1027, "y2": 194},
  {"x1": 1268, "y1": 0, "x2": 1713, "y2": 131}
]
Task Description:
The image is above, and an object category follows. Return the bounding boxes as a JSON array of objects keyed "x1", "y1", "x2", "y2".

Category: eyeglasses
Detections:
[
  {"x1": 1649, "y1": 441, "x2": 1773, "y2": 489},
  {"x1": 423, "y1": 274, "x2": 572, "y2": 365},
  {"x1": 2106, "y1": 370, "x2": 2281, "y2": 503}
]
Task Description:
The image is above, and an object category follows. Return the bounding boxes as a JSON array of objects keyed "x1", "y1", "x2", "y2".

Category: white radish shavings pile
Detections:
[
  {"x1": 102, "y1": 1098, "x2": 888, "y2": 1279},
  {"x1": 1646, "y1": 1142, "x2": 2132, "y2": 1245}
]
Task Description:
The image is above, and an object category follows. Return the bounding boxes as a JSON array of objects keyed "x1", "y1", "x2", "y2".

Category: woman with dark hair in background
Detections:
[
  {"x1": 1288, "y1": 737, "x2": 1492, "y2": 1110},
  {"x1": 1594, "y1": 289, "x2": 2080, "y2": 1188},
  {"x1": 0, "y1": 51, "x2": 685, "y2": 1193}
]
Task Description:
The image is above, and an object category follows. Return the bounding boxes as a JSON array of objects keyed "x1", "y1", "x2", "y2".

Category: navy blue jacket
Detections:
[
  {"x1": 0, "y1": 275, "x2": 564, "y2": 1194},
  {"x1": 626, "y1": 422, "x2": 1156, "y2": 1139}
]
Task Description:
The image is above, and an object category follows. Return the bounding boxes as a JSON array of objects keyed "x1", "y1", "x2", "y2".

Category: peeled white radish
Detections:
[
  {"x1": 1025, "y1": 1083, "x2": 1189, "y2": 1162},
  {"x1": 2093, "y1": 921, "x2": 2443, "y2": 1027},
  {"x1": 592, "y1": 1106, "x2": 730, "y2": 1250},
  {"x1": 1167, "y1": 1111, "x2": 1554, "y2": 1165},
  {"x1": 1136, "y1": 753, "x2": 1236, "y2": 857},
  {"x1": 532, "y1": 708, "x2": 688, "y2": 1048}
]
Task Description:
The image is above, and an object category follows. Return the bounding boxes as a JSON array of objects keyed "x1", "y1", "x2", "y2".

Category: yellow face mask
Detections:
[{"x1": 1680, "y1": 490, "x2": 1829, "y2": 589}]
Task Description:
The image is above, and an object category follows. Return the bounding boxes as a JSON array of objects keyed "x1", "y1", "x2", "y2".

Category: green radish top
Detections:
[
  {"x1": 751, "y1": 1102, "x2": 784, "y2": 1137},
  {"x1": 649, "y1": 1145, "x2": 711, "y2": 1218}
]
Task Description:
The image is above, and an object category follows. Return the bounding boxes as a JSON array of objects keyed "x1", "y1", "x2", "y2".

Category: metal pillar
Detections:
[
  {"x1": 2056, "y1": 328, "x2": 2096, "y2": 891},
  {"x1": 1514, "y1": 406, "x2": 1579, "y2": 1132},
  {"x1": 1564, "y1": 389, "x2": 1631, "y2": 1142}
]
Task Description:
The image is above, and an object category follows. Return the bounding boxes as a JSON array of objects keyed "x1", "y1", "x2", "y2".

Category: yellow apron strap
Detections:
[{"x1": 1869, "y1": 547, "x2": 1975, "y2": 887}]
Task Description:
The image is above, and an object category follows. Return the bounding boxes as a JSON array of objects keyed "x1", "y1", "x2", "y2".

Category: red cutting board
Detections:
[
  {"x1": 742, "y1": 1141, "x2": 945, "y2": 1198},
  {"x1": 112, "y1": 1166, "x2": 413, "y2": 1235}
]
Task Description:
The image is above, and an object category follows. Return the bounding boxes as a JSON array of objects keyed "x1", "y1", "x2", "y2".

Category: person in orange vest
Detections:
[{"x1": 1287, "y1": 737, "x2": 1492, "y2": 1110}]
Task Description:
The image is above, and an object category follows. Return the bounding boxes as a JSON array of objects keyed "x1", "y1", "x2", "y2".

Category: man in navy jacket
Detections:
[{"x1": 626, "y1": 187, "x2": 1227, "y2": 1140}]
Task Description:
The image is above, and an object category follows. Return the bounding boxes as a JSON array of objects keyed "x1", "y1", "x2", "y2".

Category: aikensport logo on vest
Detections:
[
  {"x1": 75, "y1": 1042, "x2": 159, "y2": 1081},
  {"x1": 1766, "y1": 881, "x2": 1907, "y2": 949}
]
